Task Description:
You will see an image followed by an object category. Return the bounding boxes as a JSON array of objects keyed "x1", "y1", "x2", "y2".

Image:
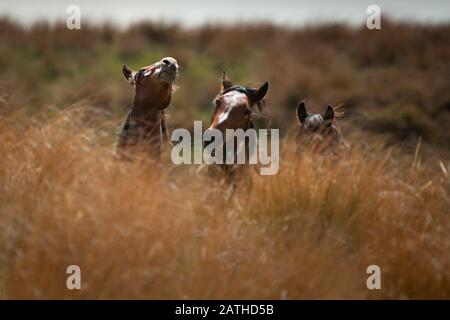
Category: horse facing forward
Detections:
[
  {"x1": 205, "y1": 71, "x2": 269, "y2": 182},
  {"x1": 116, "y1": 57, "x2": 179, "y2": 161},
  {"x1": 295, "y1": 101, "x2": 346, "y2": 155}
]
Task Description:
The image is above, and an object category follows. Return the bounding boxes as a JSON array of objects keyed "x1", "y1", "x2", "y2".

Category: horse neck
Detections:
[
  {"x1": 131, "y1": 100, "x2": 160, "y2": 122},
  {"x1": 130, "y1": 91, "x2": 171, "y2": 123}
]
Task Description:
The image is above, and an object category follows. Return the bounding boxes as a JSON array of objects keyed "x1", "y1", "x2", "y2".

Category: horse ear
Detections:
[
  {"x1": 323, "y1": 105, "x2": 335, "y2": 123},
  {"x1": 251, "y1": 82, "x2": 269, "y2": 103},
  {"x1": 122, "y1": 65, "x2": 133, "y2": 80},
  {"x1": 297, "y1": 101, "x2": 308, "y2": 123},
  {"x1": 222, "y1": 70, "x2": 233, "y2": 90}
]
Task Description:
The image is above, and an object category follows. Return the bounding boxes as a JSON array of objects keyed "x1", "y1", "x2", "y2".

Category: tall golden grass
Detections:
[{"x1": 0, "y1": 107, "x2": 448, "y2": 299}]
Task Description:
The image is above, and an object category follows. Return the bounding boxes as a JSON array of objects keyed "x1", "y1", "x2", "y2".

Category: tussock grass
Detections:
[{"x1": 0, "y1": 109, "x2": 448, "y2": 299}]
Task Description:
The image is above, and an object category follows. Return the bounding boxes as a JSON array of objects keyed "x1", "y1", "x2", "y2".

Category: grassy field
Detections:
[{"x1": 0, "y1": 18, "x2": 449, "y2": 299}]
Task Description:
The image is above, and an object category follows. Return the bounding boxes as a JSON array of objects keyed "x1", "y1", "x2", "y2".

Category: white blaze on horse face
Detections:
[
  {"x1": 217, "y1": 109, "x2": 230, "y2": 125},
  {"x1": 216, "y1": 92, "x2": 247, "y2": 126}
]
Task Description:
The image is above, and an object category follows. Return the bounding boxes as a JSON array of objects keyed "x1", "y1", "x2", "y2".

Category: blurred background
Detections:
[
  {"x1": 1, "y1": 1, "x2": 449, "y2": 300},
  {"x1": 2, "y1": 0, "x2": 450, "y2": 26},
  {"x1": 0, "y1": 0, "x2": 449, "y2": 153}
]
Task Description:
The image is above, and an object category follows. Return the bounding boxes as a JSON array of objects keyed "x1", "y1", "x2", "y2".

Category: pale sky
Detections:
[{"x1": 1, "y1": 0, "x2": 449, "y2": 27}]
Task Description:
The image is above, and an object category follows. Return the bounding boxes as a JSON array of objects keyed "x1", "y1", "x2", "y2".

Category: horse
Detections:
[
  {"x1": 116, "y1": 57, "x2": 179, "y2": 161},
  {"x1": 295, "y1": 101, "x2": 346, "y2": 155},
  {"x1": 205, "y1": 71, "x2": 269, "y2": 184}
]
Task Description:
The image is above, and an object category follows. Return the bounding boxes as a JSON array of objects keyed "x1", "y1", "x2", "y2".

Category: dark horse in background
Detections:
[
  {"x1": 205, "y1": 71, "x2": 269, "y2": 184},
  {"x1": 116, "y1": 57, "x2": 179, "y2": 161},
  {"x1": 295, "y1": 101, "x2": 347, "y2": 155}
]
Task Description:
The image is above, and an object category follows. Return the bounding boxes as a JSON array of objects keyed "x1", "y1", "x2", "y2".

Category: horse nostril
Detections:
[{"x1": 162, "y1": 59, "x2": 170, "y2": 65}]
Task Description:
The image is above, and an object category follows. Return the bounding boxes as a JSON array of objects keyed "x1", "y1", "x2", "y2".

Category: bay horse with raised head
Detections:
[
  {"x1": 116, "y1": 57, "x2": 179, "y2": 161},
  {"x1": 205, "y1": 71, "x2": 269, "y2": 182},
  {"x1": 295, "y1": 101, "x2": 345, "y2": 155}
]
